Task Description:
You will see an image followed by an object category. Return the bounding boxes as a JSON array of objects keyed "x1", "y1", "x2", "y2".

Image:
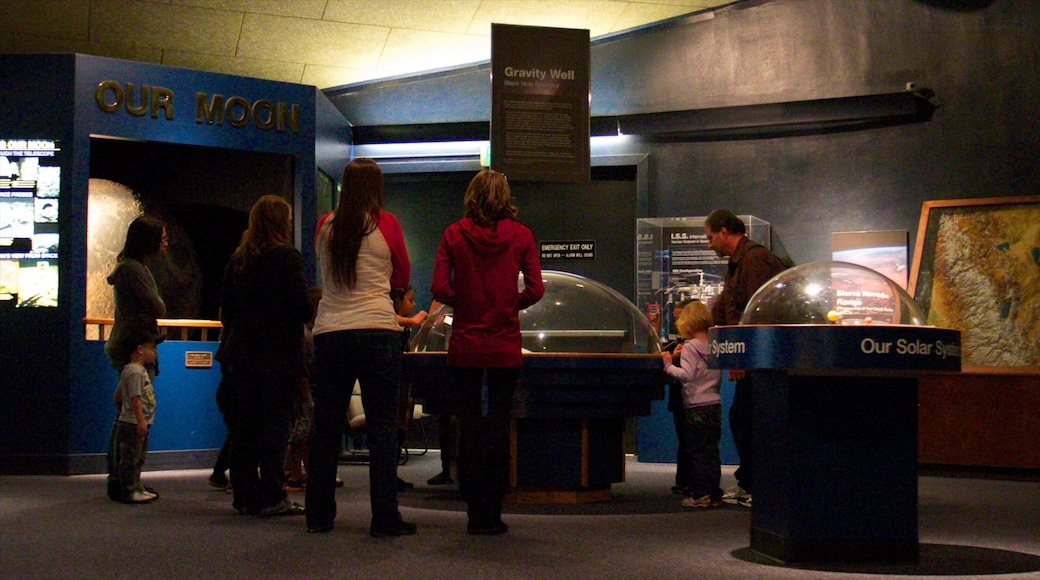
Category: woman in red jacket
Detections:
[{"x1": 431, "y1": 169, "x2": 544, "y2": 535}]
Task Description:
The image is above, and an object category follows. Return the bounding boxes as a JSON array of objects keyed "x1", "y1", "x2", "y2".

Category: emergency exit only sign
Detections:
[{"x1": 540, "y1": 240, "x2": 596, "y2": 261}]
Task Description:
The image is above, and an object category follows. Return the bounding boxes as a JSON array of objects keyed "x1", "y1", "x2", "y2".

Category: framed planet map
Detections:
[{"x1": 909, "y1": 195, "x2": 1040, "y2": 369}]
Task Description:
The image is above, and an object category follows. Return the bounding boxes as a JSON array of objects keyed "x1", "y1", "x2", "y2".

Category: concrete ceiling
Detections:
[{"x1": 1, "y1": 0, "x2": 735, "y2": 89}]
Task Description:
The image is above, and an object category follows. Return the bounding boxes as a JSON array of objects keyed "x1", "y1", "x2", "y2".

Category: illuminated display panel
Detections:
[{"x1": 0, "y1": 139, "x2": 60, "y2": 308}]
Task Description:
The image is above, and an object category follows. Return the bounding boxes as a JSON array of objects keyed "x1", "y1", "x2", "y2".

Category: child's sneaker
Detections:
[
  {"x1": 681, "y1": 494, "x2": 722, "y2": 508},
  {"x1": 721, "y1": 485, "x2": 750, "y2": 505},
  {"x1": 124, "y1": 490, "x2": 158, "y2": 504}
]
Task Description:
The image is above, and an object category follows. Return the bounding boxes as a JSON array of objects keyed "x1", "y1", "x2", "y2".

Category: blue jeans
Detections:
[{"x1": 306, "y1": 329, "x2": 402, "y2": 529}]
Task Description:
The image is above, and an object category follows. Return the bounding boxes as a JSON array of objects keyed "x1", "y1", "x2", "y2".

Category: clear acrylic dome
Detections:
[
  {"x1": 408, "y1": 270, "x2": 661, "y2": 354},
  {"x1": 740, "y1": 261, "x2": 927, "y2": 326}
]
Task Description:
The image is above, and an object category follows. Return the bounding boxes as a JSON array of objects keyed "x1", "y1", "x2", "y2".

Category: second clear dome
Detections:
[{"x1": 740, "y1": 261, "x2": 927, "y2": 326}]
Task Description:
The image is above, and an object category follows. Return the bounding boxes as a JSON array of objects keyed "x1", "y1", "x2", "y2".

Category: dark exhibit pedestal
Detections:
[
  {"x1": 404, "y1": 352, "x2": 664, "y2": 503},
  {"x1": 750, "y1": 370, "x2": 919, "y2": 563},
  {"x1": 508, "y1": 416, "x2": 624, "y2": 503},
  {"x1": 710, "y1": 324, "x2": 961, "y2": 564}
]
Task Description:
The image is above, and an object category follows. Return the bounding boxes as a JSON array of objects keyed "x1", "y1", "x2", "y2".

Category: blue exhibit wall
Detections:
[
  {"x1": 67, "y1": 341, "x2": 225, "y2": 474},
  {"x1": 324, "y1": 0, "x2": 1040, "y2": 464},
  {"x1": 1, "y1": 54, "x2": 338, "y2": 474}
]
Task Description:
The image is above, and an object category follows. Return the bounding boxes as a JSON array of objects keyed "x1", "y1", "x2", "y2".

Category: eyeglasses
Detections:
[{"x1": 161, "y1": 236, "x2": 170, "y2": 243}]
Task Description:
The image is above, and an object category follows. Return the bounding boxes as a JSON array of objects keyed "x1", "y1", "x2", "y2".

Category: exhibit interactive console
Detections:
[
  {"x1": 404, "y1": 270, "x2": 664, "y2": 503},
  {"x1": 709, "y1": 261, "x2": 961, "y2": 564}
]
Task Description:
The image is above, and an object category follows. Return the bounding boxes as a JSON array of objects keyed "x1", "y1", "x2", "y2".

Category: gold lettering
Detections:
[
  {"x1": 152, "y1": 86, "x2": 174, "y2": 120},
  {"x1": 95, "y1": 80, "x2": 122, "y2": 113},
  {"x1": 252, "y1": 100, "x2": 275, "y2": 130},
  {"x1": 96, "y1": 81, "x2": 301, "y2": 132},
  {"x1": 96, "y1": 81, "x2": 173, "y2": 119},
  {"x1": 196, "y1": 93, "x2": 225, "y2": 125},
  {"x1": 194, "y1": 91, "x2": 301, "y2": 133},
  {"x1": 278, "y1": 102, "x2": 300, "y2": 133},
  {"x1": 124, "y1": 83, "x2": 149, "y2": 116},
  {"x1": 225, "y1": 96, "x2": 250, "y2": 127}
]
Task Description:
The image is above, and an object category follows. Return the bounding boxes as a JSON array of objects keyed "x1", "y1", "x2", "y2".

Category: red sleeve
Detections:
[
  {"x1": 517, "y1": 227, "x2": 544, "y2": 310},
  {"x1": 314, "y1": 211, "x2": 333, "y2": 246},
  {"x1": 431, "y1": 226, "x2": 456, "y2": 307},
  {"x1": 377, "y1": 211, "x2": 410, "y2": 290}
]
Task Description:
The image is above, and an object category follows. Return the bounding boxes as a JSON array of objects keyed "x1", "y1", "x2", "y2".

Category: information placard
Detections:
[
  {"x1": 185, "y1": 351, "x2": 214, "y2": 369},
  {"x1": 491, "y1": 24, "x2": 590, "y2": 183},
  {"x1": 540, "y1": 240, "x2": 595, "y2": 261}
]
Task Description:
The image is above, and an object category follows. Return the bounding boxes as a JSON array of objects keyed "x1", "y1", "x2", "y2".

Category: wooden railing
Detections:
[{"x1": 83, "y1": 318, "x2": 223, "y2": 342}]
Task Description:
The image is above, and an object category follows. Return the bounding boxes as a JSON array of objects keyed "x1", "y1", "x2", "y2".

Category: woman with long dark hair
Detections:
[
  {"x1": 105, "y1": 215, "x2": 168, "y2": 372},
  {"x1": 431, "y1": 169, "x2": 543, "y2": 535},
  {"x1": 305, "y1": 158, "x2": 415, "y2": 536},
  {"x1": 218, "y1": 195, "x2": 313, "y2": 516}
]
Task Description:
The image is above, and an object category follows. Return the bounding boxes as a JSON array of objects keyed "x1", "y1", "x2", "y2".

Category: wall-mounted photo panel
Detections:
[
  {"x1": 0, "y1": 139, "x2": 61, "y2": 308},
  {"x1": 832, "y1": 229, "x2": 909, "y2": 290}
]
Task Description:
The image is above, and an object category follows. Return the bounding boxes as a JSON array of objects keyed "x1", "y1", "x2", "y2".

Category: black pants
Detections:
[
  {"x1": 679, "y1": 404, "x2": 723, "y2": 500},
  {"x1": 229, "y1": 367, "x2": 296, "y2": 512},
  {"x1": 307, "y1": 330, "x2": 402, "y2": 531},
  {"x1": 437, "y1": 413, "x2": 455, "y2": 473},
  {"x1": 729, "y1": 376, "x2": 753, "y2": 492},
  {"x1": 452, "y1": 366, "x2": 519, "y2": 521},
  {"x1": 212, "y1": 375, "x2": 237, "y2": 478},
  {"x1": 670, "y1": 384, "x2": 689, "y2": 488}
]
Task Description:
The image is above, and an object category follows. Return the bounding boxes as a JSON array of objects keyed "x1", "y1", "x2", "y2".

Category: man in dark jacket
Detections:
[{"x1": 705, "y1": 209, "x2": 785, "y2": 508}]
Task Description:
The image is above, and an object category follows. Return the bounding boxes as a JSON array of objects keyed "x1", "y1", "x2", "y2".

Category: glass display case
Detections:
[
  {"x1": 635, "y1": 215, "x2": 770, "y2": 341},
  {"x1": 740, "y1": 260, "x2": 927, "y2": 326},
  {"x1": 409, "y1": 270, "x2": 661, "y2": 354}
]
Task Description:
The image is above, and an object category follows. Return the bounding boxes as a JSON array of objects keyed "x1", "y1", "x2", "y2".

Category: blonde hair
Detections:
[{"x1": 675, "y1": 300, "x2": 713, "y2": 339}]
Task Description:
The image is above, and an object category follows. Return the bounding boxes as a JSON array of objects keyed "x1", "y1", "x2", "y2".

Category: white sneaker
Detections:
[
  {"x1": 126, "y1": 490, "x2": 158, "y2": 504},
  {"x1": 721, "y1": 485, "x2": 750, "y2": 505}
]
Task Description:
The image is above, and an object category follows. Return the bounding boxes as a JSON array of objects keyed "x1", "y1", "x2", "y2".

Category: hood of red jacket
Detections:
[{"x1": 457, "y1": 217, "x2": 524, "y2": 258}]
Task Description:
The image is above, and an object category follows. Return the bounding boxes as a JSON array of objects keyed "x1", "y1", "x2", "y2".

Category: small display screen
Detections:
[{"x1": 1, "y1": 139, "x2": 61, "y2": 308}]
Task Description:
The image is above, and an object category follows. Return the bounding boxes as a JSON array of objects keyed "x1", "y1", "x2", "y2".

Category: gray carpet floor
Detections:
[{"x1": 1, "y1": 453, "x2": 1038, "y2": 579}]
